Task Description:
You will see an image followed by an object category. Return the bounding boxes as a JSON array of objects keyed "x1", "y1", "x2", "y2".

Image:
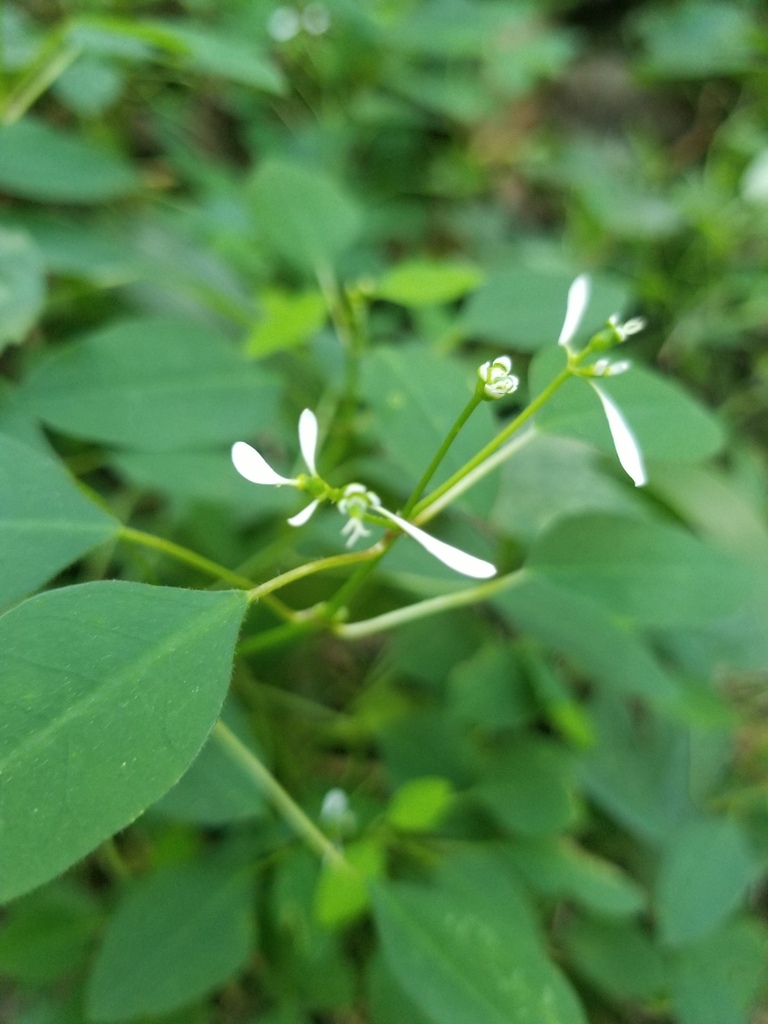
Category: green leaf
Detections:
[
  {"x1": 448, "y1": 643, "x2": 536, "y2": 732},
  {"x1": 531, "y1": 348, "x2": 725, "y2": 464},
  {"x1": 494, "y1": 575, "x2": 681, "y2": 705},
  {"x1": 250, "y1": 159, "x2": 361, "y2": 273},
  {"x1": 373, "y1": 849, "x2": 586, "y2": 1024},
  {"x1": 476, "y1": 738, "x2": 577, "y2": 837},
  {"x1": 376, "y1": 259, "x2": 483, "y2": 307},
  {"x1": 368, "y1": 953, "x2": 433, "y2": 1024},
  {"x1": 21, "y1": 317, "x2": 280, "y2": 451},
  {"x1": 528, "y1": 513, "x2": 753, "y2": 628},
  {"x1": 490, "y1": 433, "x2": 642, "y2": 544},
  {"x1": 507, "y1": 837, "x2": 646, "y2": 917},
  {"x1": 460, "y1": 267, "x2": 629, "y2": 350},
  {"x1": 670, "y1": 919, "x2": 768, "y2": 1024},
  {"x1": 0, "y1": 117, "x2": 139, "y2": 204},
  {"x1": 656, "y1": 817, "x2": 757, "y2": 947},
  {"x1": 0, "y1": 433, "x2": 120, "y2": 609},
  {"x1": 0, "y1": 881, "x2": 100, "y2": 985},
  {"x1": 562, "y1": 916, "x2": 668, "y2": 1002},
  {"x1": 583, "y1": 694, "x2": 695, "y2": 843},
  {"x1": 386, "y1": 776, "x2": 454, "y2": 832},
  {"x1": 0, "y1": 582, "x2": 248, "y2": 902},
  {"x1": 634, "y1": 1, "x2": 757, "y2": 79},
  {"x1": 246, "y1": 288, "x2": 327, "y2": 357},
  {"x1": 86, "y1": 855, "x2": 255, "y2": 1021},
  {"x1": 150, "y1": 21, "x2": 286, "y2": 93},
  {"x1": 152, "y1": 698, "x2": 267, "y2": 825},
  {"x1": 0, "y1": 228, "x2": 46, "y2": 351}
]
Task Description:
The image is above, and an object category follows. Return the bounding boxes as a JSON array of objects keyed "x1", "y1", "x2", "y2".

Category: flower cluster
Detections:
[
  {"x1": 556, "y1": 273, "x2": 648, "y2": 488},
  {"x1": 232, "y1": 412, "x2": 497, "y2": 579}
]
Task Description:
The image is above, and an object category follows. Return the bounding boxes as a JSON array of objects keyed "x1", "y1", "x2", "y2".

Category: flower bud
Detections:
[{"x1": 478, "y1": 355, "x2": 519, "y2": 400}]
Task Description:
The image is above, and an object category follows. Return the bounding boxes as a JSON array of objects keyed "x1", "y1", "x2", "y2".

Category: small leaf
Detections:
[
  {"x1": 0, "y1": 229, "x2": 46, "y2": 351},
  {"x1": 86, "y1": 855, "x2": 255, "y2": 1021},
  {"x1": 250, "y1": 159, "x2": 361, "y2": 273},
  {"x1": 387, "y1": 776, "x2": 454, "y2": 832},
  {"x1": 21, "y1": 317, "x2": 280, "y2": 451},
  {"x1": 0, "y1": 117, "x2": 139, "y2": 204},
  {"x1": 0, "y1": 433, "x2": 120, "y2": 609},
  {"x1": 0, "y1": 582, "x2": 248, "y2": 902},
  {"x1": 656, "y1": 817, "x2": 757, "y2": 947},
  {"x1": 246, "y1": 288, "x2": 327, "y2": 357},
  {"x1": 376, "y1": 260, "x2": 483, "y2": 307}
]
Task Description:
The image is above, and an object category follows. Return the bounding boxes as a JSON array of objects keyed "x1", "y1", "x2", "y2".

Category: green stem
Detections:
[
  {"x1": 1, "y1": 39, "x2": 81, "y2": 124},
  {"x1": 212, "y1": 720, "x2": 347, "y2": 867},
  {"x1": 247, "y1": 546, "x2": 381, "y2": 603},
  {"x1": 400, "y1": 390, "x2": 483, "y2": 516},
  {"x1": 238, "y1": 619, "x2": 318, "y2": 656},
  {"x1": 335, "y1": 569, "x2": 524, "y2": 640},
  {"x1": 120, "y1": 526, "x2": 257, "y2": 590},
  {"x1": 412, "y1": 366, "x2": 572, "y2": 519}
]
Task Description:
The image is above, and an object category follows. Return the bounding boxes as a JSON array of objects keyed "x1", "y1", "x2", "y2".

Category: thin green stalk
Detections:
[
  {"x1": 335, "y1": 569, "x2": 525, "y2": 640},
  {"x1": 1, "y1": 39, "x2": 81, "y2": 124},
  {"x1": 412, "y1": 366, "x2": 572, "y2": 518},
  {"x1": 400, "y1": 390, "x2": 483, "y2": 516},
  {"x1": 237, "y1": 619, "x2": 318, "y2": 656},
  {"x1": 247, "y1": 546, "x2": 381, "y2": 603},
  {"x1": 212, "y1": 720, "x2": 347, "y2": 867},
  {"x1": 121, "y1": 526, "x2": 256, "y2": 589}
]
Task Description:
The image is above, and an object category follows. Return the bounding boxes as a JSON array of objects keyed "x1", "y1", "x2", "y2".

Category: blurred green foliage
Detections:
[{"x1": 2, "y1": 1, "x2": 768, "y2": 1023}]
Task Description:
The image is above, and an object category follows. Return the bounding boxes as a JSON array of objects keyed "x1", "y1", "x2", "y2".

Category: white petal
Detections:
[
  {"x1": 232, "y1": 441, "x2": 296, "y2": 486},
  {"x1": 374, "y1": 506, "x2": 497, "y2": 579},
  {"x1": 287, "y1": 498, "x2": 320, "y2": 527},
  {"x1": 590, "y1": 383, "x2": 647, "y2": 487},
  {"x1": 298, "y1": 409, "x2": 319, "y2": 476},
  {"x1": 558, "y1": 273, "x2": 590, "y2": 348}
]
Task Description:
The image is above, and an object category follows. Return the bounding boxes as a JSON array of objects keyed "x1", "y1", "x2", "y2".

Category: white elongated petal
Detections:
[
  {"x1": 287, "y1": 498, "x2": 320, "y2": 527},
  {"x1": 298, "y1": 409, "x2": 319, "y2": 476},
  {"x1": 374, "y1": 506, "x2": 497, "y2": 579},
  {"x1": 232, "y1": 441, "x2": 296, "y2": 486},
  {"x1": 558, "y1": 273, "x2": 590, "y2": 348},
  {"x1": 590, "y1": 383, "x2": 647, "y2": 487}
]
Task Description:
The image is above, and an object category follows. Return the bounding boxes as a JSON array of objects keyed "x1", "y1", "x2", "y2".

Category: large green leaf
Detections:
[
  {"x1": 250, "y1": 159, "x2": 361, "y2": 273},
  {"x1": 0, "y1": 228, "x2": 46, "y2": 351},
  {"x1": 656, "y1": 817, "x2": 757, "y2": 947},
  {"x1": 528, "y1": 513, "x2": 753, "y2": 627},
  {"x1": 86, "y1": 855, "x2": 255, "y2": 1021},
  {"x1": 494, "y1": 575, "x2": 680, "y2": 705},
  {"x1": 373, "y1": 849, "x2": 586, "y2": 1024},
  {"x1": 0, "y1": 582, "x2": 248, "y2": 902},
  {"x1": 0, "y1": 117, "x2": 139, "y2": 204},
  {"x1": 21, "y1": 317, "x2": 280, "y2": 451},
  {"x1": 562, "y1": 916, "x2": 668, "y2": 1002},
  {"x1": 0, "y1": 434, "x2": 120, "y2": 609},
  {"x1": 530, "y1": 348, "x2": 725, "y2": 464}
]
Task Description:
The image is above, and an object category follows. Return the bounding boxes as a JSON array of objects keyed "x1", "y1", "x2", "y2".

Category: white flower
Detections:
[
  {"x1": 231, "y1": 408, "x2": 322, "y2": 526},
  {"x1": 589, "y1": 383, "x2": 647, "y2": 488},
  {"x1": 608, "y1": 314, "x2": 646, "y2": 342},
  {"x1": 231, "y1": 411, "x2": 497, "y2": 579},
  {"x1": 478, "y1": 355, "x2": 519, "y2": 399},
  {"x1": 557, "y1": 273, "x2": 590, "y2": 350},
  {"x1": 320, "y1": 787, "x2": 350, "y2": 823}
]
